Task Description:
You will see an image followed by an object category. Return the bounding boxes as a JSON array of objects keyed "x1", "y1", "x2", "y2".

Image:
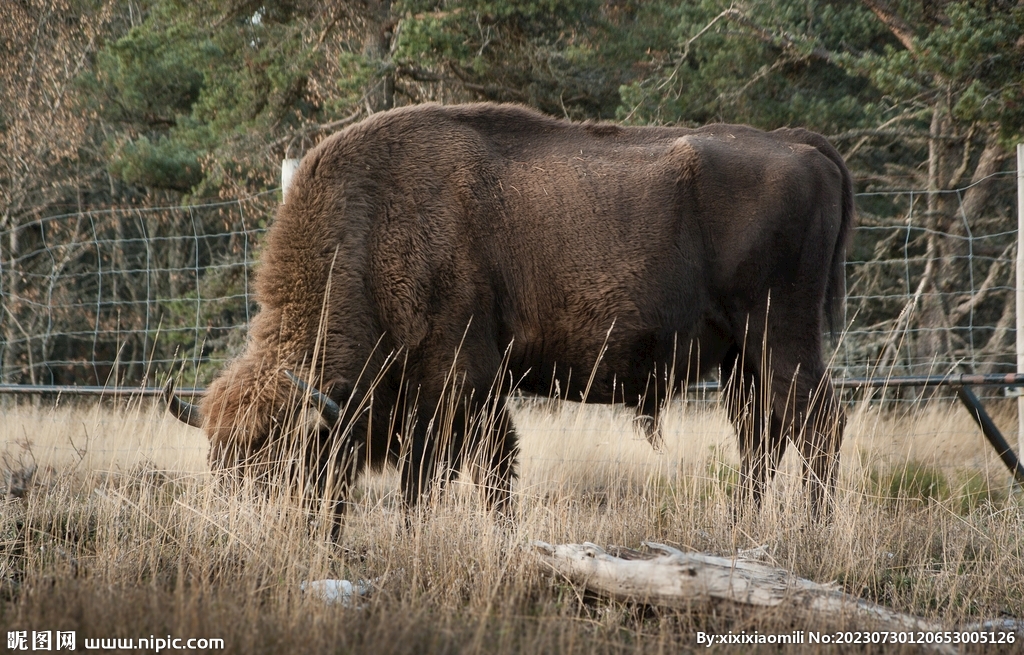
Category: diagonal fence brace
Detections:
[{"x1": 955, "y1": 385, "x2": 1024, "y2": 486}]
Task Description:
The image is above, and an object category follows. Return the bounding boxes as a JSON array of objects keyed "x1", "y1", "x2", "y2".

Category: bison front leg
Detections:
[
  {"x1": 308, "y1": 426, "x2": 365, "y2": 540},
  {"x1": 400, "y1": 414, "x2": 440, "y2": 511},
  {"x1": 398, "y1": 392, "x2": 473, "y2": 510}
]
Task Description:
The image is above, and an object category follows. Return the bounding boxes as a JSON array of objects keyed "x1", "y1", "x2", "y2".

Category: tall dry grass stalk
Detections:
[{"x1": 1, "y1": 393, "x2": 1022, "y2": 653}]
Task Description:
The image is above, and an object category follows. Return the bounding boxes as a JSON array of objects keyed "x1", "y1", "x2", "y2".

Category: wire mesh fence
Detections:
[
  {"x1": 841, "y1": 171, "x2": 1018, "y2": 381},
  {"x1": 0, "y1": 172, "x2": 1019, "y2": 391},
  {"x1": 1, "y1": 191, "x2": 275, "y2": 388}
]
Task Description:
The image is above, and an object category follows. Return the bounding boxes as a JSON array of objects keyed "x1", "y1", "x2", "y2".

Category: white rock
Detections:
[{"x1": 300, "y1": 579, "x2": 372, "y2": 607}]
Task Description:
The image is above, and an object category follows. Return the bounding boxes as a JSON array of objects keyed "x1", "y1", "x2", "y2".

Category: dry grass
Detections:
[{"x1": 2, "y1": 393, "x2": 1023, "y2": 653}]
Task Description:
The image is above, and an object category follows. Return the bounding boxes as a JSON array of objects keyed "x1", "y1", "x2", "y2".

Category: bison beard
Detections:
[{"x1": 166, "y1": 102, "x2": 852, "y2": 529}]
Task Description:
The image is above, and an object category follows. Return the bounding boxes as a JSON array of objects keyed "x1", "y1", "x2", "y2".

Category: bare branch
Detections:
[
  {"x1": 861, "y1": 0, "x2": 916, "y2": 52},
  {"x1": 660, "y1": 7, "x2": 835, "y2": 94},
  {"x1": 533, "y1": 541, "x2": 956, "y2": 653},
  {"x1": 726, "y1": 11, "x2": 835, "y2": 62},
  {"x1": 959, "y1": 135, "x2": 1010, "y2": 220}
]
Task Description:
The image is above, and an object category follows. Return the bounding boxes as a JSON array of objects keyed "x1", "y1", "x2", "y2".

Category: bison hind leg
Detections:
[
  {"x1": 797, "y1": 382, "x2": 845, "y2": 521},
  {"x1": 634, "y1": 413, "x2": 664, "y2": 450}
]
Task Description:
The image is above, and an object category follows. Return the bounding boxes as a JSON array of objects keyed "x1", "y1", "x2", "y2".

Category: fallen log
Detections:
[{"x1": 533, "y1": 541, "x2": 960, "y2": 654}]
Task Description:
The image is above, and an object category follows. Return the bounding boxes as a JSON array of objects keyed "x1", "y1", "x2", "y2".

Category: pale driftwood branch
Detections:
[{"x1": 532, "y1": 541, "x2": 956, "y2": 655}]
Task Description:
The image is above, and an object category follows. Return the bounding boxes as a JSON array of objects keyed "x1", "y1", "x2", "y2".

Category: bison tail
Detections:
[{"x1": 825, "y1": 153, "x2": 854, "y2": 339}]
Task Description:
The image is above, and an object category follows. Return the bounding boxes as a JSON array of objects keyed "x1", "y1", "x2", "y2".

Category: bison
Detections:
[{"x1": 166, "y1": 102, "x2": 852, "y2": 528}]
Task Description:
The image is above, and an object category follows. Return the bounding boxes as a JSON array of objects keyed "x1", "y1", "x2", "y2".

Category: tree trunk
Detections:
[
  {"x1": 1, "y1": 227, "x2": 17, "y2": 383},
  {"x1": 918, "y1": 100, "x2": 956, "y2": 375},
  {"x1": 363, "y1": 1, "x2": 394, "y2": 112}
]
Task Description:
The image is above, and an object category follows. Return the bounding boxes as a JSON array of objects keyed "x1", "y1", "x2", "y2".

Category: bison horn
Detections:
[
  {"x1": 285, "y1": 370, "x2": 341, "y2": 428},
  {"x1": 163, "y1": 378, "x2": 204, "y2": 428}
]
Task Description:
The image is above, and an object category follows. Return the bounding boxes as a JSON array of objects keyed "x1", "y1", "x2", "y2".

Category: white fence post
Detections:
[
  {"x1": 281, "y1": 158, "x2": 300, "y2": 203},
  {"x1": 1017, "y1": 142, "x2": 1024, "y2": 478}
]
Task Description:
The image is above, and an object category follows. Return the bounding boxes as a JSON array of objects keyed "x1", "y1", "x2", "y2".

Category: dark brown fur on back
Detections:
[{"x1": 199, "y1": 102, "x2": 853, "y2": 520}]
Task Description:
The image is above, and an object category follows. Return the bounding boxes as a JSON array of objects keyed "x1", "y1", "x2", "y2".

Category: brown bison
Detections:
[{"x1": 166, "y1": 102, "x2": 852, "y2": 526}]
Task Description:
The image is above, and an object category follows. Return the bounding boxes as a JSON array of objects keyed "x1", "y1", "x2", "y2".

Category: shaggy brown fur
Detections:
[{"x1": 191, "y1": 102, "x2": 853, "y2": 524}]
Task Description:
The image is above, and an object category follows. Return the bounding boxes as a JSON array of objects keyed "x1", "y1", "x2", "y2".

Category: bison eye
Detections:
[{"x1": 329, "y1": 380, "x2": 353, "y2": 404}]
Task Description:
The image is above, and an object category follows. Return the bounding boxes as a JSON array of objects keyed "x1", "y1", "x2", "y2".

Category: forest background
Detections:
[{"x1": 2, "y1": 0, "x2": 1023, "y2": 387}]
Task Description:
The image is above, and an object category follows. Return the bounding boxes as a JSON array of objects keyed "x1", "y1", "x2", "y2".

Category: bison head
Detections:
[{"x1": 164, "y1": 358, "x2": 355, "y2": 505}]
